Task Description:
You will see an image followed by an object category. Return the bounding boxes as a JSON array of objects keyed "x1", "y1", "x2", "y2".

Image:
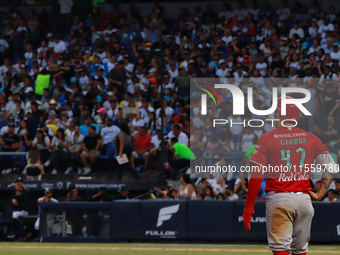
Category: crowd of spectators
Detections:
[{"x1": 0, "y1": 0, "x2": 339, "y2": 203}]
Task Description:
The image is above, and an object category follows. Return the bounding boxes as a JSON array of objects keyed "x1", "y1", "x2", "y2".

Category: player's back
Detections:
[{"x1": 250, "y1": 126, "x2": 328, "y2": 192}]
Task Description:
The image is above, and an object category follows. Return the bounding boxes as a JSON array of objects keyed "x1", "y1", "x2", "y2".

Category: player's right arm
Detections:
[
  {"x1": 309, "y1": 153, "x2": 338, "y2": 201},
  {"x1": 243, "y1": 135, "x2": 267, "y2": 231}
]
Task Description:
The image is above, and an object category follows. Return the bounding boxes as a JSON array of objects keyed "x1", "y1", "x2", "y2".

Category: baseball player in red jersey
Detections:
[{"x1": 243, "y1": 97, "x2": 339, "y2": 255}]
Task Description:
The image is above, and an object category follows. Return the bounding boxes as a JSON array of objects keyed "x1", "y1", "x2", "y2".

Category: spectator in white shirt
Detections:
[
  {"x1": 78, "y1": 69, "x2": 89, "y2": 89},
  {"x1": 0, "y1": 34, "x2": 9, "y2": 53},
  {"x1": 232, "y1": 2, "x2": 247, "y2": 21},
  {"x1": 216, "y1": 59, "x2": 230, "y2": 77},
  {"x1": 308, "y1": 19, "x2": 318, "y2": 38},
  {"x1": 100, "y1": 118, "x2": 121, "y2": 146},
  {"x1": 255, "y1": 55, "x2": 268, "y2": 77},
  {"x1": 308, "y1": 38, "x2": 320, "y2": 55},
  {"x1": 158, "y1": 75, "x2": 175, "y2": 93},
  {"x1": 107, "y1": 99, "x2": 119, "y2": 120},
  {"x1": 168, "y1": 62, "x2": 179, "y2": 81},
  {"x1": 330, "y1": 44, "x2": 340, "y2": 61},
  {"x1": 52, "y1": 37, "x2": 66, "y2": 54},
  {"x1": 37, "y1": 41, "x2": 48, "y2": 57},
  {"x1": 289, "y1": 22, "x2": 304, "y2": 39},
  {"x1": 156, "y1": 99, "x2": 175, "y2": 124},
  {"x1": 167, "y1": 124, "x2": 188, "y2": 146},
  {"x1": 322, "y1": 38, "x2": 334, "y2": 54},
  {"x1": 318, "y1": 17, "x2": 334, "y2": 38},
  {"x1": 276, "y1": 1, "x2": 290, "y2": 21}
]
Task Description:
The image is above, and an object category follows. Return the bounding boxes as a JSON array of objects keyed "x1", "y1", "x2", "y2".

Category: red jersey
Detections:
[
  {"x1": 250, "y1": 126, "x2": 329, "y2": 192},
  {"x1": 134, "y1": 134, "x2": 152, "y2": 152}
]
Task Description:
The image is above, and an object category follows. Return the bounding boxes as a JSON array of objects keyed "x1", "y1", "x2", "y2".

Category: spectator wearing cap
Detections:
[
  {"x1": 11, "y1": 177, "x2": 30, "y2": 220},
  {"x1": 307, "y1": 18, "x2": 318, "y2": 38},
  {"x1": 331, "y1": 58, "x2": 340, "y2": 75},
  {"x1": 7, "y1": 176, "x2": 31, "y2": 240},
  {"x1": 0, "y1": 123, "x2": 20, "y2": 173},
  {"x1": 16, "y1": 108, "x2": 25, "y2": 123},
  {"x1": 178, "y1": 105, "x2": 189, "y2": 124},
  {"x1": 46, "y1": 98, "x2": 60, "y2": 118},
  {"x1": 34, "y1": 187, "x2": 58, "y2": 235},
  {"x1": 95, "y1": 107, "x2": 107, "y2": 128},
  {"x1": 158, "y1": 75, "x2": 175, "y2": 94},
  {"x1": 46, "y1": 110, "x2": 60, "y2": 126},
  {"x1": 94, "y1": 66, "x2": 109, "y2": 87},
  {"x1": 131, "y1": 126, "x2": 152, "y2": 171},
  {"x1": 0, "y1": 116, "x2": 18, "y2": 136},
  {"x1": 215, "y1": 59, "x2": 230, "y2": 82},
  {"x1": 104, "y1": 55, "x2": 117, "y2": 74},
  {"x1": 80, "y1": 125, "x2": 102, "y2": 174},
  {"x1": 179, "y1": 51, "x2": 195, "y2": 71},
  {"x1": 103, "y1": 91, "x2": 115, "y2": 110}
]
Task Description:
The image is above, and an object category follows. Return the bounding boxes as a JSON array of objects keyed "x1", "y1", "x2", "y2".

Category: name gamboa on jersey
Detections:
[{"x1": 250, "y1": 126, "x2": 329, "y2": 192}]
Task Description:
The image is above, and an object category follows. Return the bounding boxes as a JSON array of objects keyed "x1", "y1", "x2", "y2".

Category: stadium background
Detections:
[{"x1": 0, "y1": 0, "x2": 339, "y2": 249}]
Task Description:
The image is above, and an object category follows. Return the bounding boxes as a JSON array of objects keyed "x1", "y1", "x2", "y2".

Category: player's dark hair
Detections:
[
  {"x1": 171, "y1": 137, "x2": 178, "y2": 143},
  {"x1": 216, "y1": 192, "x2": 225, "y2": 200},
  {"x1": 173, "y1": 124, "x2": 180, "y2": 130},
  {"x1": 121, "y1": 122, "x2": 131, "y2": 136},
  {"x1": 89, "y1": 125, "x2": 96, "y2": 131},
  {"x1": 181, "y1": 174, "x2": 194, "y2": 186},
  {"x1": 205, "y1": 186, "x2": 215, "y2": 199}
]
